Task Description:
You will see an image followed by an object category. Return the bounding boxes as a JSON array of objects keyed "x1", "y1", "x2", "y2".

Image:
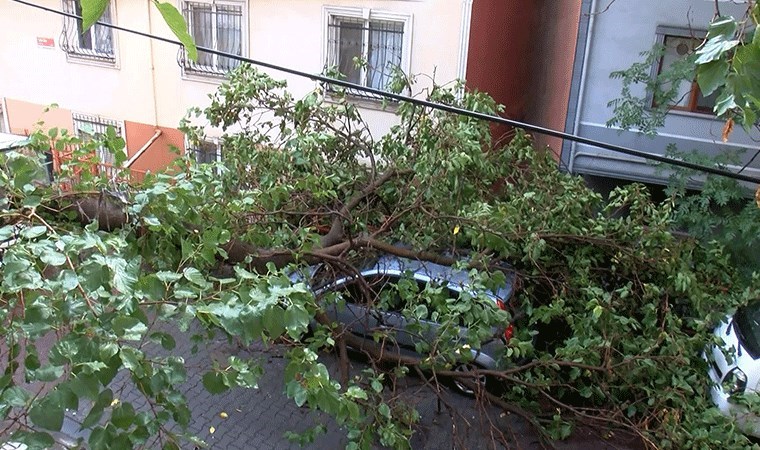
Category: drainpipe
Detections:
[
  {"x1": 147, "y1": 1, "x2": 159, "y2": 126},
  {"x1": 456, "y1": 0, "x2": 474, "y2": 84},
  {"x1": 125, "y1": 130, "x2": 162, "y2": 168},
  {"x1": 568, "y1": 0, "x2": 597, "y2": 173}
]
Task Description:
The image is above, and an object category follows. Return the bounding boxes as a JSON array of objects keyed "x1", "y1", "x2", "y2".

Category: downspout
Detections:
[
  {"x1": 124, "y1": 130, "x2": 162, "y2": 168},
  {"x1": 456, "y1": 0, "x2": 474, "y2": 84},
  {"x1": 568, "y1": 0, "x2": 597, "y2": 173},
  {"x1": 147, "y1": 1, "x2": 159, "y2": 126}
]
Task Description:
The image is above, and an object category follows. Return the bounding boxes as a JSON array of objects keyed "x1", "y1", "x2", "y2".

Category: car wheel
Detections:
[{"x1": 452, "y1": 363, "x2": 487, "y2": 396}]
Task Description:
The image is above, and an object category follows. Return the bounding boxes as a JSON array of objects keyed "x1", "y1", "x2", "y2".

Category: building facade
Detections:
[
  {"x1": 1, "y1": 0, "x2": 583, "y2": 174},
  {"x1": 562, "y1": 0, "x2": 760, "y2": 187}
]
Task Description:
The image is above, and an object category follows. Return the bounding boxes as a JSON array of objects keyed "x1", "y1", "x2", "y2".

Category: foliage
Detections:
[
  {"x1": 693, "y1": 7, "x2": 760, "y2": 132},
  {"x1": 0, "y1": 65, "x2": 758, "y2": 450},
  {"x1": 607, "y1": 44, "x2": 697, "y2": 135}
]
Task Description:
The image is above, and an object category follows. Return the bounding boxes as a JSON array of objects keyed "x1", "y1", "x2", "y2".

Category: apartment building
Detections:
[
  {"x1": 1, "y1": 0, "x2": 582, "y2": 174},
  {"x1": 562, "y1": 0, "x2": 760, "y2": 187}
]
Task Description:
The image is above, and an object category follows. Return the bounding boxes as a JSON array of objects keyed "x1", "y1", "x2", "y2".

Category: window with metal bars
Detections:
[
  {"x1": 326, "y1": 15, "x2": 405, "y2": 96},
  {"x1": 60, "y1": 0, "x2": 115, "y2": 62},
  {"x1": 72, "y1": 113, "x2": 124, "y2": 178},
  {"x1": 189, "y1": 140, "x2": 221, "y2": 164},
  {"x1": 179, "y1": 0, "x2": 244, "y2": 76}
]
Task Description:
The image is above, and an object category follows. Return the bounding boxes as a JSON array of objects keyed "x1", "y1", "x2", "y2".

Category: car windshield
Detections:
[{"x1": 735, "y1": 301, "x2": 760, "y2": 359}]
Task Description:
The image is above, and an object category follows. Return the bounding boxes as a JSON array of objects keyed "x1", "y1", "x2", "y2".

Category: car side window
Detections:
[{"x1": 337, "y1": 275, "x2": 403, "y2": 310}]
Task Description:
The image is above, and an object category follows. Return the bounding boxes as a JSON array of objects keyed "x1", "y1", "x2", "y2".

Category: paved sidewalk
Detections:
[{"x1": 6, "y1": 322, "x2": 641, "y2": 450}]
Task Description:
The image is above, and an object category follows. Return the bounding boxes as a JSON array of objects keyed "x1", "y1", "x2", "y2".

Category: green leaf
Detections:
[
  {"x1": 150, "y1": 331, "x2": 177, "y2": 350},
  {"x1": 21, "y1": 226, "x2": 47, "y2": 239},
  {"x1": 345, "y1": 386, "x2": 368, "y2": 400},
  {"x1": 202, "y1": 371, "x2": 229, "y2": 394},
  {"x1": 696, "y1": 59, "x2": 729, "y2": 96},
  {"x1": 113, "y1": 316, "x2": 148, "y2": 340},
  {"x1": 119, "y1": 347, "x2": 143, "y2": 372},
  {"x1": 1, "y1": 385, "x2": 31, "y2": 407},
  {"x1": 9, "y1": 430, "x2": 55, "y2": 450},
  {"x1": 183, "y1": 266, "x2": 209, "y2": 287},
  {"x1": 154, "y1": 1, "x2": 198, "y2": 61},
  {"x1": 81, "y1": 389, "x2": 113, "y2": 429},
  {"x1": 111, "y1": 402, "x2": 135, "y2": 429},
  {"x1": 696, "y1": 36, "x2": 740, "y2": 65},
  {"x1": 40, "y1": 248, "x2": 67, "y2": 266},
  {"x1": 714, "y1": 88, "x2": 738, "y2": 116},
  {"x1": 28, "y1": 364, "x2": 65, "y2": 382},
  {"x1": 80, "y1": 0, "x2": 110, "y2": 32},
  {"x1": 0, "y1": 225, "x2": 15, "y2": 240},
  {"x1": 29, "y1": 390, "x2": 64, "y2": 431},
  {"x1": 156, "y1": 271, "x2": 182, "y2": 282},
  {"x1": 378, "y1": 402, "x2": 391, "y2": 419}
]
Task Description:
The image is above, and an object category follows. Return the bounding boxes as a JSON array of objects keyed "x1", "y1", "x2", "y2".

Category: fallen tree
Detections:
[{"x1": 0, "y1": 65, "x2": 758, "y2": 449}]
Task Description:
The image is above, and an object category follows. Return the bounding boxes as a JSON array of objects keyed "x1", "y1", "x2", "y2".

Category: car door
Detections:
[{"x1": 321, "y1": 273, "x2": 388, "y2": 339}]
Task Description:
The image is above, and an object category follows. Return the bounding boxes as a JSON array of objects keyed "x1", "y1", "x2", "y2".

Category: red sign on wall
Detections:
[{"x1": 36, "y1": 37, "x2": 54, "y2": 48}]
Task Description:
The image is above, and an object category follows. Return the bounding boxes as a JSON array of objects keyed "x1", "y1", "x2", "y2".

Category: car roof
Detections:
[{"x1": 294, "y1": 254, "x2": 515, "y2": 301}]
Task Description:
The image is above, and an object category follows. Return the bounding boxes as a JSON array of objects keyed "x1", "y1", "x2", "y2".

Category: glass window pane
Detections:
[
  {"x1": 367, "y1": 20, "x2": 404, "y2": 89},
  {"x1": 216, "y1": 4, "x2": 243, "y2": 70},
  {"x1": 336, "y1": 18, "x2": 364, "y2": 85},
  {"x1": 189, "y1": 3, "x2": 214, "y2": 67},
  {"x1": 660, "y1": 36, "x2": 698, "y2": 108}
]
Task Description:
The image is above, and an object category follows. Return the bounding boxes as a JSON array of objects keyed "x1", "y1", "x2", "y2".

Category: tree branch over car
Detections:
[{"x1": 1, "y1": 65, "x2": 758, "y2": 449}]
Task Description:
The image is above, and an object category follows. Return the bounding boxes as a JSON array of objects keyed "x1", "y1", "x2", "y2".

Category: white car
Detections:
[{"x1": 706, "y1": 304, "x2": 760, "y2": 436}]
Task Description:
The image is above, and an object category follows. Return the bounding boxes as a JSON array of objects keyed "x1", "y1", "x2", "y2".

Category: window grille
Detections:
[
  {"x1": 327, "y1": 16, "x2": 404, "y2": 98},
  {"x1": 72, "y1": 113, "x2": 124, "y2": 179},
  {"x1": 189, "y1": 140, "x2": 221, "y2": 164},
  {"x1": 178, "y1": 1, "x2": 243, "y2": 76},
  {"x1": 60, "y1": 0, "x2": 115, "y2": 62}
]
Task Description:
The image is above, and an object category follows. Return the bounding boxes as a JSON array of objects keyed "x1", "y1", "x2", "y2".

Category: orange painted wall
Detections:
[
  {"x1": 4, "y1": 97, "x2": 73, "y2": 135},
  {"x1": 124, "y1": 121, "x2": 185, "y2": 178},
  {"x1": 525, "y1": 1, "x2": 582, "y2": 158}
]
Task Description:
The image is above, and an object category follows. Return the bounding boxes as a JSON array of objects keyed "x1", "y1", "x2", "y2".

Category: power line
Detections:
[{"x1": 10, "y1": 0, "x2": 760, "y2": 185}]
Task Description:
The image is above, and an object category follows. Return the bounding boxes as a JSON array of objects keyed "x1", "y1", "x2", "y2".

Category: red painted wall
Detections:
[
  {"x1": 525, "y1": 1, "x2": 582, "y2": 158},
  {"x1": 466, "y1": 0, "x2": 539, "y2": 122}
]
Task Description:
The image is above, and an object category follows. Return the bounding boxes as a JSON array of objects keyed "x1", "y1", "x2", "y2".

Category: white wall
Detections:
[
  {"x1": 568, "y1": 0, "x2": 760, "y2": 185},
  {"x1": 1, "y1": 0, "x2": 467, "y2": 141},
  {"x1": 0, "y1": 0, "x2": 158, "y2": 126},
  {"x1": 150, "y1": 0, "x2": 466, "y2": 138}
]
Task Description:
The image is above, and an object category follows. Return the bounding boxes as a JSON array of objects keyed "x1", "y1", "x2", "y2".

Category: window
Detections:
[
  {"x1": 180, "y1": 0, "x2": 244, "y2": 76},
  {"x1": 325, "y1": 7, "x2": 410, "y2": 97},
  {"x1": 72, "y1": 113, "x2": 125, "y2": 178},
  {"x1": 61, "y1": 0, "x2": 115, "y2": 62},
  {"x1": 653, "y1": 28, "x2": 717, "y2": 114},
  {"x1": 188, "y1": 139, "x2": 221, "y2": 164}
]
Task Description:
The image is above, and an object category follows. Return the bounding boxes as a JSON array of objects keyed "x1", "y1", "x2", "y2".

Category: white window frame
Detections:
[
  {"x1": 649, "y1": 26, "x2": 716, "y2": 116},
  {"x1": 322, "y1": 6, "x2": 412, "y2": 97},
  {"x1": 60, "y1": 0, "x2": 118, "y2": 66},
  {"x1": 180, "y1": 0, "x2": 248, "y2": 79}
]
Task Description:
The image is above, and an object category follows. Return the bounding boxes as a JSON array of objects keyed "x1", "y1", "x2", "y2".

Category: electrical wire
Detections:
[{"x1": 9, "y1": 0, "x2": 760, "y2": 185}]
